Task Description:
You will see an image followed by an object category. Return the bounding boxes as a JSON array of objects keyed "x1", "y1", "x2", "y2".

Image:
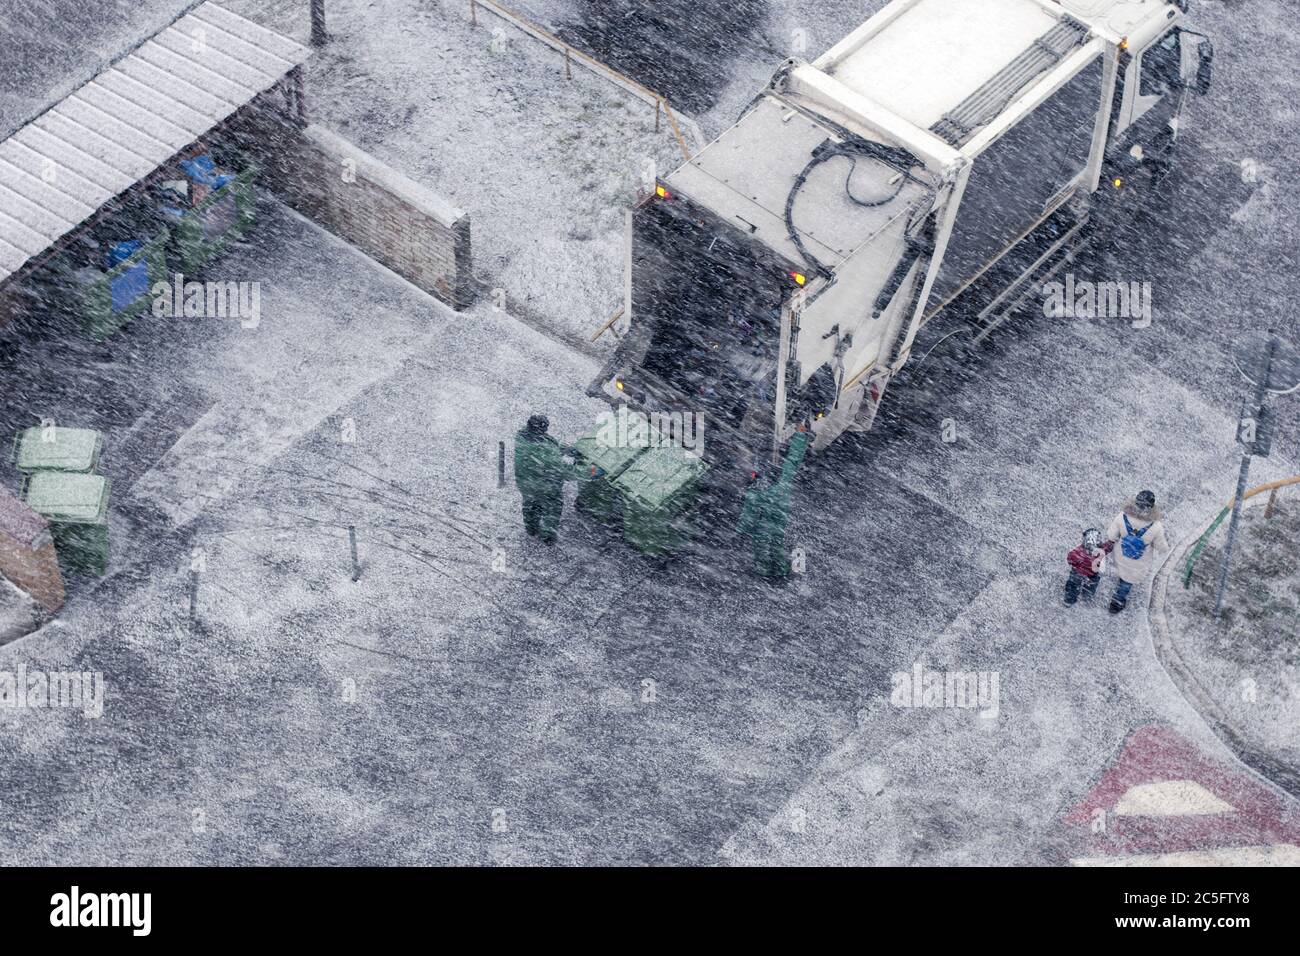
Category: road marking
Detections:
[
  {"x1": 1073, "y1": 843, "x2": 1300, "y2": 867},
  {"x1": 1061, "y1": 725, "x2": 1300, "y2": 866},
  {"x1": 1114, "y1": 780, "x2": 1234, "y2": 817}
]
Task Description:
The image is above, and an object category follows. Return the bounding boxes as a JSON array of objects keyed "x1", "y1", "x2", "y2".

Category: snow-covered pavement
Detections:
[
  {"x1": 226, "y1": 0, "x2": 686, "y2": 350},
  {"x1": 0, "y1": 0, "x2": 1297, "y2": 865},
  {"x1": 2, "y1": 182, "x2": 1295, "y2": 862},
  {"x1": 719, "y1": 318, "x2": 1300, "y2": 864}
]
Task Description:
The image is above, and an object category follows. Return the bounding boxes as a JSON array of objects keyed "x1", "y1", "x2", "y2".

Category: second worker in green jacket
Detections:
[{"x1": 738, "y1": 428, "x2": 811, "y2": 578}]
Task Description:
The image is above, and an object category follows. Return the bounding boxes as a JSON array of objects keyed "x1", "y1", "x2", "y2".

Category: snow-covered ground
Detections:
[
  {"x1": 0, "y1": 0, "x2": 1297, "y2": 864},
  {"x1": 2, "y1": 190, "x2": 1294, "y2": 862},
  {"x1": 1164, "y1": 500, "x2": 1300, "y2": 785},
  {"x1": 0, "y1": 200, "x2": 615, "y2": 864},
  {"x1": 223, "y1": 0, "x2": 687, "y2": 350}
]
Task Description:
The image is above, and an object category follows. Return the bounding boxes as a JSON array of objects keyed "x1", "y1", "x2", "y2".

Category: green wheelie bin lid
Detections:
[
  {"x1": 611, "y1": 444, "x2": 710, "y2": 512},
  {"x1": 13, "y1": 427, "x2": 103, "y2": 473},
  {"x1": 572, "y1": 413, "x2": 654, "y2": 479},
  {"x1": 22, "y1": 472, "x2": 111, "y2": 525},
  {"x1": 572, "y1": 416, "x2": 654, "y2": 526}
]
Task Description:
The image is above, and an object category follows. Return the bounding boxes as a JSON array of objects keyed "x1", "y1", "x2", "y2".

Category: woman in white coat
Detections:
[{"x1": 1106, "y1": 490, "x2": 1169, "y2": 614}]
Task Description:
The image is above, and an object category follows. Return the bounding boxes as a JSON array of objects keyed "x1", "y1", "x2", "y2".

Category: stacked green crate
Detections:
[{"x1": 169, "y1": 165, "x2": 259, "y2": 274}]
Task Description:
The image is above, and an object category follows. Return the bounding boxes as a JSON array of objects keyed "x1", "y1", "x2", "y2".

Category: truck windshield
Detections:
[{"x1": 631, "y1": 197, "x2": 787, "y2": 430}]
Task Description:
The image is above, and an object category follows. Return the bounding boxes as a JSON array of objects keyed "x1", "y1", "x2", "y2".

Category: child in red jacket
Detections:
[{"x1": 1064, "y1": 528, "x2": 1113, "y2": 606}]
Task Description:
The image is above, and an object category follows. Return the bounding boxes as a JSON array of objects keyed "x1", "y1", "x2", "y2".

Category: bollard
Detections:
[
  {"x1": 565, "y1": 47, "x2": 572, "y2": 80},
  {"x1": 470, "y1": 0, "x2": 477, "y2": 26},
  {"x1": 348, "y1": 525, "x2": 361, "y2": 582},
  {"x1": 498, "y1": 441, "x2": 506, "y2": 488},
  {"x1": 188, "y1": 570, "x2": 199, "y2": 631}
]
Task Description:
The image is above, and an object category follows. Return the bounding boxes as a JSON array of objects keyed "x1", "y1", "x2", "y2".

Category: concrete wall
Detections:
[{"x1": 267, "y1": 124, "x2": 473, "y2": 310}]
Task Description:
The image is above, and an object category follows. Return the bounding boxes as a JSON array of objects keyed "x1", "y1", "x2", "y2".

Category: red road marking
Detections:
[{"x1": 1062, "y1": 725, "x2": 1300, "y2": 859}]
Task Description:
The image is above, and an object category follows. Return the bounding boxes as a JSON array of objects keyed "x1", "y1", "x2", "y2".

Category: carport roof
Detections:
[{"x1": 0, "y1": 1, "x2": 308, "y2": 285}]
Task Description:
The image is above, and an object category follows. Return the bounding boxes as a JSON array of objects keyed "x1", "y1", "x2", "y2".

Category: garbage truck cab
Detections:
[{"x1": 591, "y1": 0, "x2": 1213, "y2": 481}]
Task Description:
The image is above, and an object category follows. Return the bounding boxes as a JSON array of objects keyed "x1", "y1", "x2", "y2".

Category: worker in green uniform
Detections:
[
  {"x1": 738, "y1": 424, "x2": 811, "y2": 578},
  {"x1": 514, "y1": 414, "x2": 584, "y2": 544}
]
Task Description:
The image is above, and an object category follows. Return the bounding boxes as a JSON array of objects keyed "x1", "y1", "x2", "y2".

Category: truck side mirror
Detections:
[{"x1": 1195, "y1": 39, "x2": 1214, "y2": 96}]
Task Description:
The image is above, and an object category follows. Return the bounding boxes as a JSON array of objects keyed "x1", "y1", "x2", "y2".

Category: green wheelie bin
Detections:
[
  {"x1": 571, "y1": 413, "x2": 654, "y2": 525},
  {"x1": 52, "y1": 228, "x2": 171, "y2": 342},
  {"x1": 164, "y1": 164, "x2": 259, "y2": 274},
  {"x1": 612, "y1": 445, "x2": 710, "y2": 556},
  {"x1": 21, "y1": 472, "x2": 111, "y2": 576}
]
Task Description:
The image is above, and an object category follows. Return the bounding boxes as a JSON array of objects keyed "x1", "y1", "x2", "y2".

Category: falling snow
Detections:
[{"x1": 0, "y1": 0, "x2": 1295, "y2": 866}]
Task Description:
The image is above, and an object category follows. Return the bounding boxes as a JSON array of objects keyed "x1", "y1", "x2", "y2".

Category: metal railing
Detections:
[
  {"x1": 1181, "y1": 475, "x2": 1300, "y2": 587},
  {"x1": 467, "y1": 0, "x2": 701, "y2": 162}
]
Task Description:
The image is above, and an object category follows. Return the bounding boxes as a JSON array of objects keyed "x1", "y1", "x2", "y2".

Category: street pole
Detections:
[
  {"x1": 1214, "y1": 335, "x2": 1276, "y2": 616},
  {"x1": 311, "y1": 0, "x2": 328, "y2": 47}
]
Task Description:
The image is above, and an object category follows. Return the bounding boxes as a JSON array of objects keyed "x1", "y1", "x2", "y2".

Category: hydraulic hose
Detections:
[{"x1": 784, "y1": 138, "x2": 925, "y2": 281}]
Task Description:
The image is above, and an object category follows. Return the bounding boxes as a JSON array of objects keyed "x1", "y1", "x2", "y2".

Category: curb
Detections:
[
  {"x1": 471, "y1": 276, "x2": 606, "y2": 361},
  {"x1": 1147, "y1": 503, "x2": 1300, "y2": 799}
]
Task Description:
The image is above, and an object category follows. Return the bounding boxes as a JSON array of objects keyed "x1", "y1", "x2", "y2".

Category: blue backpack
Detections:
[{"x1": 1121, "y1": 515, "x2": 1149, "y2": 560}]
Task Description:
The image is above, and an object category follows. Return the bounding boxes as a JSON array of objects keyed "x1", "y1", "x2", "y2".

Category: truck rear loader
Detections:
[{"x1": 591, "y1": 0, "x2": 1214, "y2": 484}]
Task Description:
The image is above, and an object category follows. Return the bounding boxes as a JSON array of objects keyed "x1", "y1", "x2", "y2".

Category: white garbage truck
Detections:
[{"x1": 592, "y1": 0, "x2": 1213, "y2": 476}]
